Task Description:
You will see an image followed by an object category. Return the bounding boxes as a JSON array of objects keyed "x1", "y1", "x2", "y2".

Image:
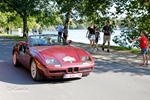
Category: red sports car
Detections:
[{"x1": 12, "y1": 34, "x2": 95, "y2": 81}]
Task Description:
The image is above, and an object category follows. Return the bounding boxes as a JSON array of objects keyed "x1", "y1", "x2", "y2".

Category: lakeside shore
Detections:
[{"x1": 4, "y1": 29, "x2": 121, "y2": 46}]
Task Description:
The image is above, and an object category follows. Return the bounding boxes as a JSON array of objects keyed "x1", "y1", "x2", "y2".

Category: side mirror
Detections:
[{"x1": 68, "y1": 40, "x2": 72, "y2": 45}]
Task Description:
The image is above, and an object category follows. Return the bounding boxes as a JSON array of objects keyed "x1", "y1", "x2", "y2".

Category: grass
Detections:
[
  {"x1": 73, "y1": 41, "x2": 143, "y2": 55},
  {"x1": 111, "y1": 46, "x2": 141, "y2": 54},
  {"x1": 74, "y1": 42, "x2": 134, "y2": 51},
  {"x1": 108, "y1": 45, "x2": 150, "y2": 55},
  {"x1": 0, "y1": 33, "x2": 27, "y2": 41},
  {"x1": 0, "y1": 33, "x2": 147, "y2": 55}
]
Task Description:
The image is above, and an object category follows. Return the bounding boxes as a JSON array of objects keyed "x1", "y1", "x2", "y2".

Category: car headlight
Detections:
[
  {"x1": 81, "y1": 56, "x2": 91, "y2": 62},
  {"x1": 45, "y1": 58, "x2": 61, "y2": 67}
]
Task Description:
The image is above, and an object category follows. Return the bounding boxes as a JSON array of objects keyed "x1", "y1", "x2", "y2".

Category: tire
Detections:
[
  {"x1": 30, "y1": 60, "x2": 43, "y2": 81},
  {"x1": 13, "y1": 52, "x2": 20, "y2": 67}
]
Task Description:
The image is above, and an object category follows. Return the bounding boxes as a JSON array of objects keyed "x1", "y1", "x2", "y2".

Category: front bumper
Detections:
[{"x1": 37, "y1": 63, "x2": 94, "y2": 78}]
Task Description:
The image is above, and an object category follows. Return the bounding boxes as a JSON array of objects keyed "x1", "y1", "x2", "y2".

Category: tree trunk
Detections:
[
  {"x1": 65, "y1": 10, "x2": 71, "y2": 28},
  {"x1": 22, "y1": 12, "x2": 27, "y2": 37}
]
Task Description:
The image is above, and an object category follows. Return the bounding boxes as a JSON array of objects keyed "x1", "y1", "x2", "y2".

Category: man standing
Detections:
[
  {"x1": 32, "y1": 26, "x2": 37, "y2": 35},
  {"x1": 38, "y1": 27, "x2": 43, "y2": 34},
  {"x1": 56, "y1": 23, "x2": 63, "y2": 43},
  {"x1": 6, "y1": 26, "x2": 9, "y2": 34},
  {"x1": 102, "y1": 21, "x2": 112, "y2": 52}
]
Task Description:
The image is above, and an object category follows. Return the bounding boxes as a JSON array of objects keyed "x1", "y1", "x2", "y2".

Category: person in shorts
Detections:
[
  {"x1": 95, "y1": 28, "x2": 100, "y2": 50},
  {"x1": 130, "y1": 30, "x2": 149, "y2": 66},
  {"x1": 102, "y1": 21, "x2": 112, "y2": 52},
  {"x1": 86, "y1": 22, "x2": 96, "y2": 51}
]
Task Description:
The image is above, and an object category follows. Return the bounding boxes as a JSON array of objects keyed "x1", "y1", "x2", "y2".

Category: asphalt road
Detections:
[{"x1": 0, "y1": 37, "x2": 150, "y2": 100}]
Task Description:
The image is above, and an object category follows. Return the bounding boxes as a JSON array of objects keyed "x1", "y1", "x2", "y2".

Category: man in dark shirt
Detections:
[{"x1": 102, "y1": 21, "x2": 112, "y2": 52}]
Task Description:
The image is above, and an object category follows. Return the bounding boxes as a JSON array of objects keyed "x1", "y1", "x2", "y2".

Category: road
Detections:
[{"x1": 0, "y1": 37, "x2": 150, "y2": 100}]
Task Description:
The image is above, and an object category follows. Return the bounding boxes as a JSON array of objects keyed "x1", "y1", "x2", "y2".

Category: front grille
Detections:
[
  {"x1": 80, "y1": 67, "x2": 92, "y2": 71},
  {"x1": 74, "y1": 67, "x2": 79, "y2": 72},
  {"x1": 68, "y1": 68, "x2": 73, "y2": 72},
  {"x1": 67, "y1": 67, "x2": 79, "y2": 73},
  {"x1": 49, "y1": 70, "x2": 66, "y2": 73}
]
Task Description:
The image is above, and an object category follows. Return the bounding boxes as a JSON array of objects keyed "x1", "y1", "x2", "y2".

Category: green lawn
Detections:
[
  {"x1": 0, "y1": 33, "x2": 27, "y2": 41},
  {"x1": 110, "y1": 46, "x2": 142, "y2": 54},
  {"x1": 74, "y1": 41, "x2": 144, "y2": 55},
  {"x1": 0, "y1": 33, "x2": 147, "y2": 55}
]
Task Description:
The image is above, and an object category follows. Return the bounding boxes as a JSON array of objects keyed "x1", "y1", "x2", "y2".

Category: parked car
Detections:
[{"x1": 12, "y1": 34, "x2": 95, "y2": 81}]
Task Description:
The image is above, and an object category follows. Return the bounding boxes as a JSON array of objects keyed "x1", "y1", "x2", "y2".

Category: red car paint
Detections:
[{"x1": 12, "y1": 34, "x2": 95, "y2": 79}]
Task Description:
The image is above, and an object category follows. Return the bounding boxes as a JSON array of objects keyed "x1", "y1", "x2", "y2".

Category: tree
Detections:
[
  {"x1": 0, "y1": 0, "x2": 51, "y2": 37},
  {"x1": 0, "y1": 0, "x2": 116, "y2": 35},
  {"x1": 113, "y1": 0, "x2": 150, "y2": 48},
  {"x1": 69, "y1": 22, "x2": 77, "y2": 29},
  {"x1": 0, "y1": 11, "x2": 23, "y2": 30},
  {"x1": 54, "y1": 0, "x2": 114, "y2": 28},
  {"x1": 35, "y1": 2, "x2": 63, "y2": 27}
]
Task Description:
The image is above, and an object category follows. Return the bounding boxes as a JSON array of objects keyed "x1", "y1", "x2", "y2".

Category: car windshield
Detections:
[{"x1": 29, "y1": 34, "x2": 67, "y2": 46}]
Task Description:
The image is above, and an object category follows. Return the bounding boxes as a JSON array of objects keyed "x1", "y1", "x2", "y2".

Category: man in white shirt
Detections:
[
  {"x1": 56, "y1": 23, "x2": 63, "y2": 43},
  {"x1": 32, "y1": 26, "x2": 37, "y2": 35}
]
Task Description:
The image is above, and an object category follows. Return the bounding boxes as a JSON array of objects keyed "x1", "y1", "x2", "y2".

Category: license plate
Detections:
[{"x1": 63, "y1": 73, "x2": 82, "y2": 78}]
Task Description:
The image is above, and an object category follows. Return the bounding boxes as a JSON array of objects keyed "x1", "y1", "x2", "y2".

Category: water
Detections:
[
  {"x1": 11, "y1": 29, "x2": 121, "y2": 46},
  {"x1": 67, "y1": 29, "x2": 121, "y2": 46}
]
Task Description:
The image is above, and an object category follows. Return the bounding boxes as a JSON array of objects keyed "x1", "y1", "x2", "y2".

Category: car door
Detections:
[
  {"x1": 23, "y1": 44, "x2": 31, "y2": 69},
  {"x1": 17, "y1": 43, "x2": 30, "y2": 69},
  {"x1": 18, "y1": 44, "x2": 25, "y2": 65},
  {"x1": 17, "y1": 44, "x2": 25, "y2": 66}
]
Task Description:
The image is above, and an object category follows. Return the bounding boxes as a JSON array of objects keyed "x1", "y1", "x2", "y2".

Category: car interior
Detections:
[{"x1": 29, "y1": 34, "x2": 68, "y2": 46}]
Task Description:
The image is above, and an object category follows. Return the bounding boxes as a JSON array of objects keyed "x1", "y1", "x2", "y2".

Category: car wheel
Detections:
[
  {"x1": 30, "y1": 60, "x2": 43, "y2": 81},
  {"x1": 13, "y1": 52, "x2": 20, "y2": 67}
]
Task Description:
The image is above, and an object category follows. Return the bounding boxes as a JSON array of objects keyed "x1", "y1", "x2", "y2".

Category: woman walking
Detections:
[{"x1": 86, "y1": 22, "x2": 96, "y2": 51}]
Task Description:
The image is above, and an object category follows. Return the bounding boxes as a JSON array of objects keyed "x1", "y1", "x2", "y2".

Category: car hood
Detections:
[{"x1": 32, "y1": 46, "x2": 83, "y2": 65}]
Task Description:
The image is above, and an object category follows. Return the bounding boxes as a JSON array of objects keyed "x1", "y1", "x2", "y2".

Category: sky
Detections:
[{"x1": 109, "y1": 4, "x2": 127, "y2": 19}]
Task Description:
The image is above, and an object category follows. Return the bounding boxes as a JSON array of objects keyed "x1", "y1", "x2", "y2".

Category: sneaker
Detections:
[
  {"x1": 90, "y1": 48, "x2": 93, "y2": 52},
  {"x1": 102, "y1": 47, "x2": 104, "y2": 51},
  {"x1": 145, "y1": 63, "x2": 148, "y2": 67},
  {"x1": 139, "y1": 63, "x2": 145, "y2": 66},
  {"x1": 107, "y1": 49, "x2": 110, "y2": 52},
  {"x1": 95, "y1": 48, "x2": 99, "y2": 51}
]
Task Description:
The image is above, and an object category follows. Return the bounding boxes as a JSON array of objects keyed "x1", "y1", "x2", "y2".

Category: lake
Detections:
[{"x1": 12, "y1": 29, "x2": 122, "y2": 46}]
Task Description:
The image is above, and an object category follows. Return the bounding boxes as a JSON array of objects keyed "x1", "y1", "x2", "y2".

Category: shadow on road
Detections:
[
  {"x1": 0, "y1": 58, "x2": 149, "y2": 85},
  {"x1": 0, "y1": 61, "x2": 81, "y2": 85},
  {"x1": 93, "y1": 59, "x2": 150, "y2": 76}
]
